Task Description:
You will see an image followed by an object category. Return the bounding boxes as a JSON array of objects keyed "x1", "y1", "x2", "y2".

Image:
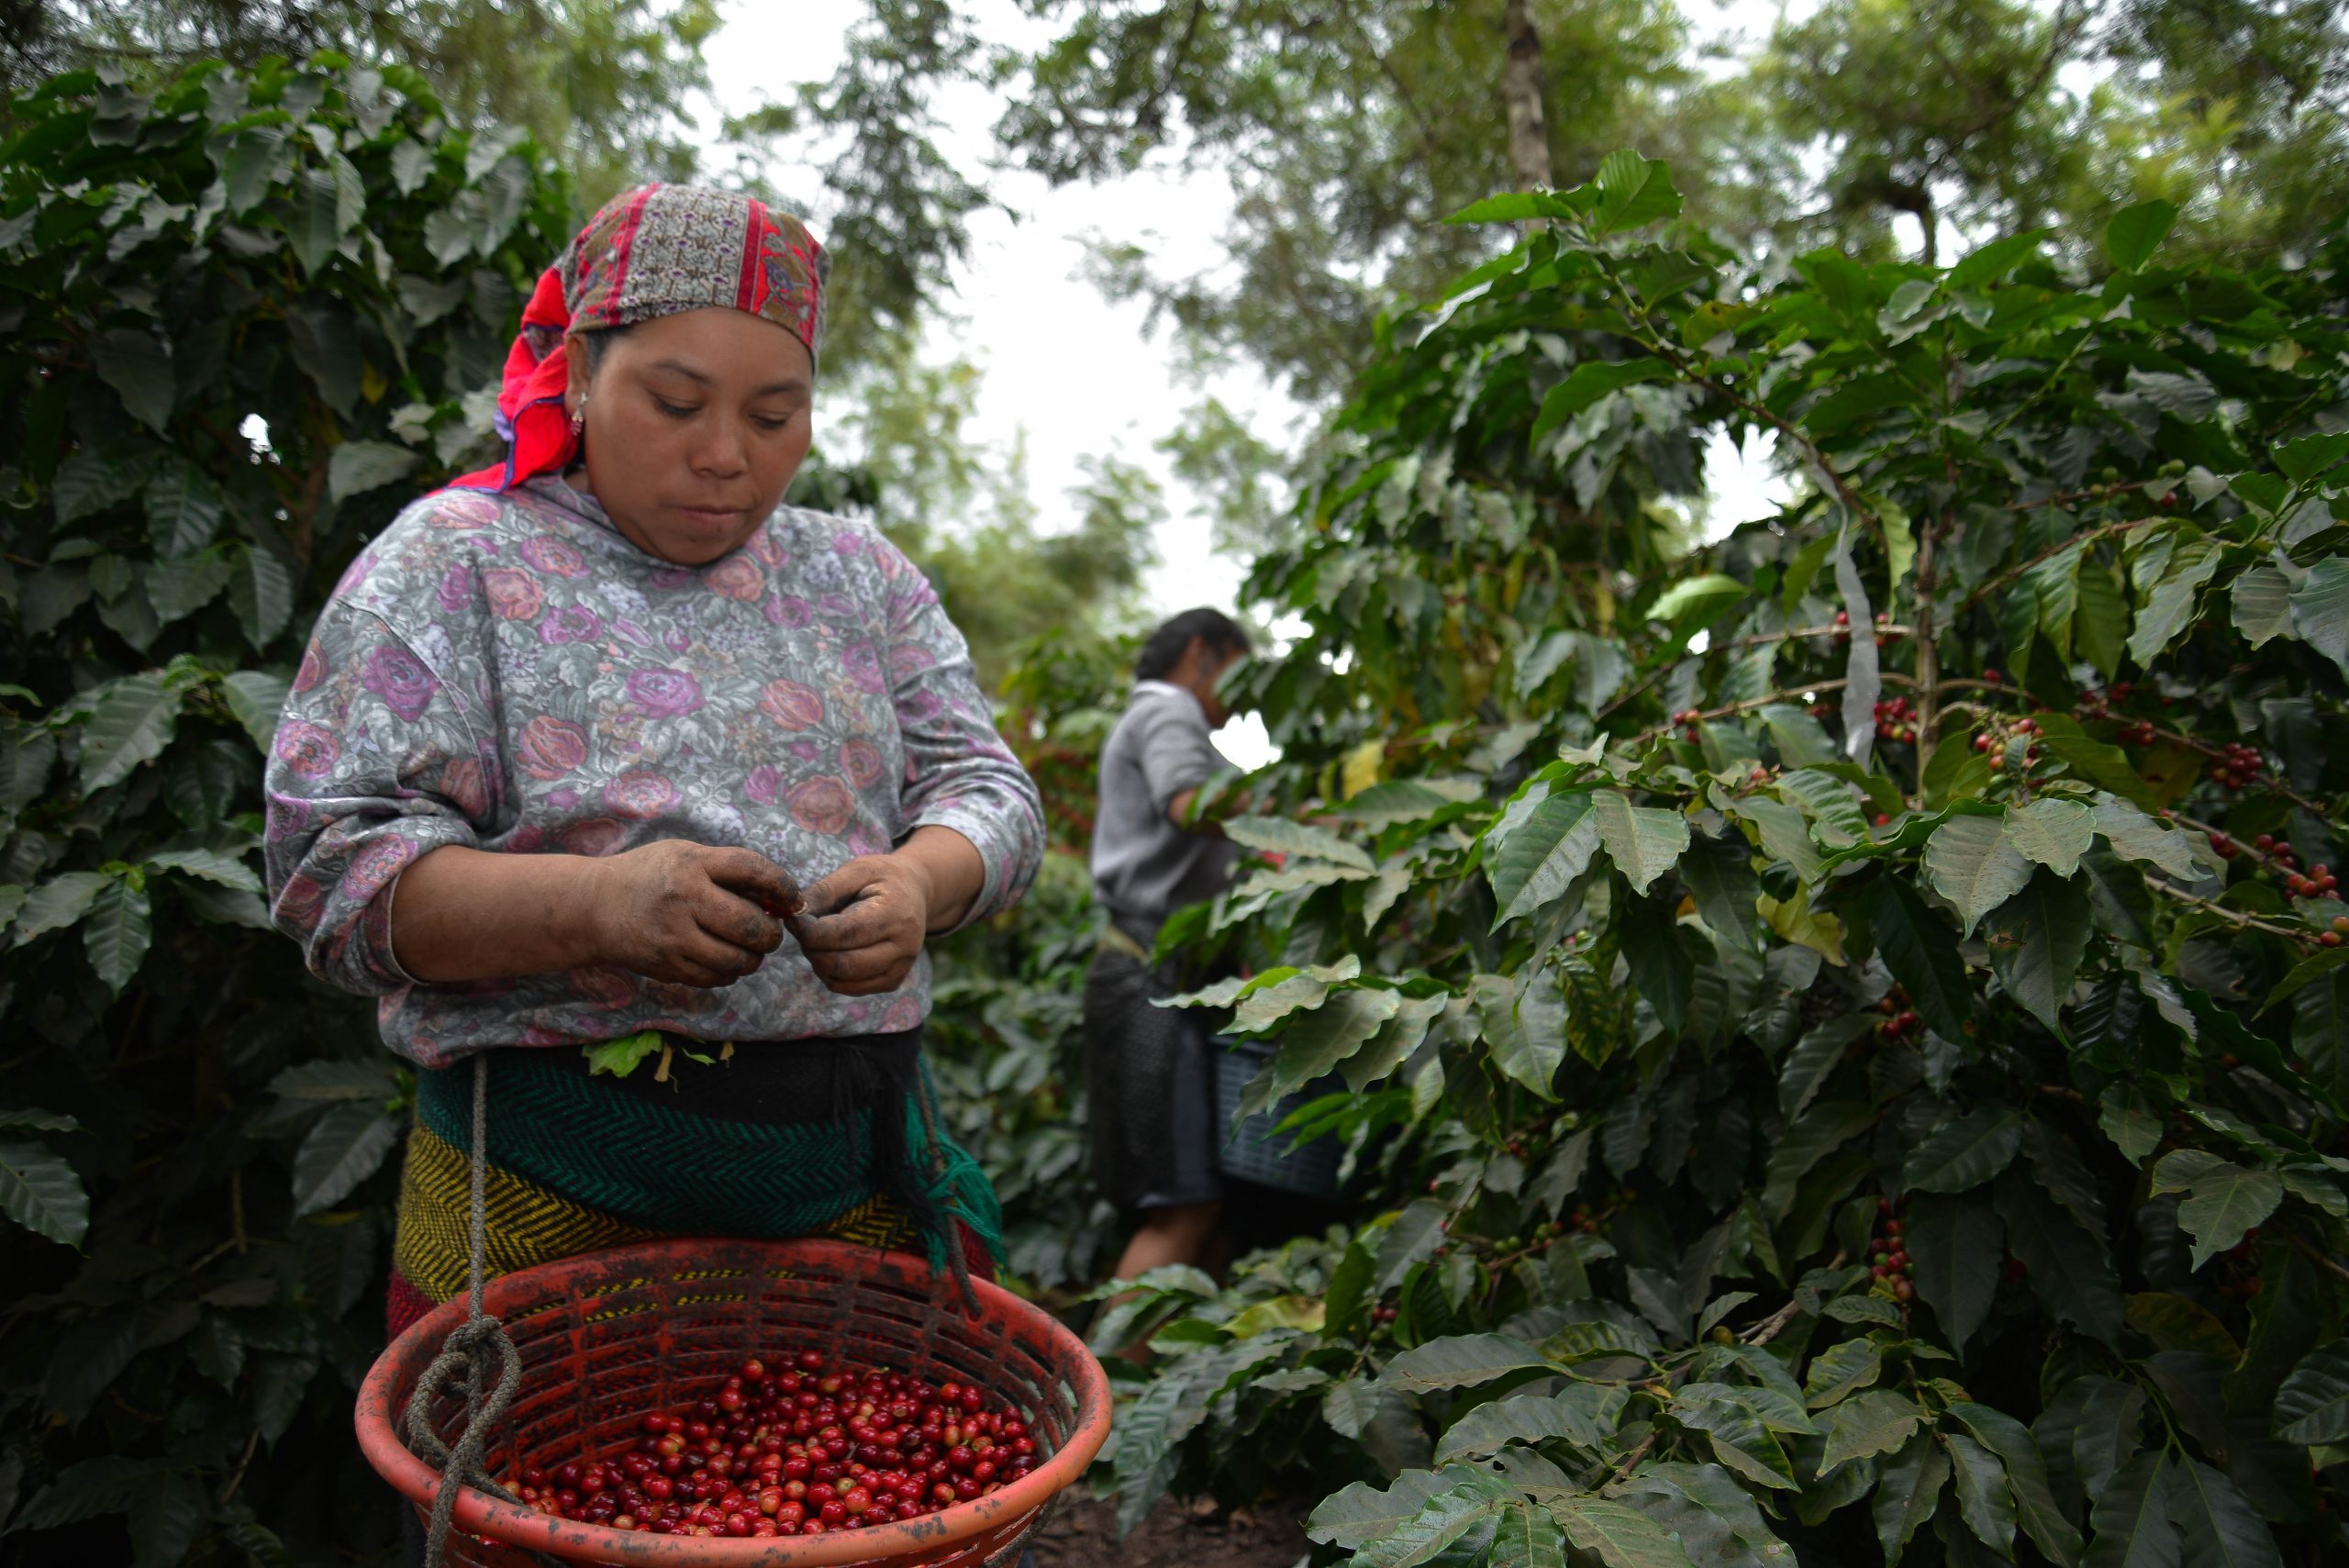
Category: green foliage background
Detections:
[
  {"x1": 1090, "y1": 161, "x2": 2349, "y2": 1566},
  {"x1": 0, "y1": 55, "x2": 582, "y2": 1565},
  {"x1": 0, "y1": 56, "x2": 1131, "y2": 1563},
  {"x1": 6, "y1": 24, "x2": 2349, "y2": 1568}
]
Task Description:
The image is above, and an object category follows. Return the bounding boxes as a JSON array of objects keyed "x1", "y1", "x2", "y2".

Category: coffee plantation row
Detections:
[
  {"x1": 1, "y1": 57, "x2": 2345, "y2": 1568},
  {"x1": 1085, "y1": 161, "x2": 2349, "y2": 1567}
]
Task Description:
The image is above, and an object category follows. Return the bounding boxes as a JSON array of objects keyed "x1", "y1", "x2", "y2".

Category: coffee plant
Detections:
[
  {"x1": 1103, "y1": 159, "x2": 2349, "y2": 1567},
  {"x1": 0, "y1": 56, "x2": 578, "y2": 1562}
]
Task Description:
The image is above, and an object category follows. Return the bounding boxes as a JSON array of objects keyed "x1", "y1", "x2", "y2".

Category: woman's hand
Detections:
[
  {"x1": 585, "y1": 841, "x2": 800, "y2": 988},
  {"x1": 786, "y1": 855, "x2": 934, "y2": 995}
]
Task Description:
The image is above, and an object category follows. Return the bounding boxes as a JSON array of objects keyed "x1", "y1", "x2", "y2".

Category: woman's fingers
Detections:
[
  {"x1": 694, "y1": 886, "x2": 785, "y2": 954},
  {"x1": 805, "y1": 940, "x2": 910, "y2": 984},
  {"x1": 789, "y1": 858, "x2": 928, "y2": 995},
  {"x1": 789, "y1": 891, "x2": 895, "y2": 953},
  {"x1": 636, "y1": 928, "x2": 769, "y2": 988},
  {"x1": 807, "y1": 951, "x2": 916, "y2": 995},
  {"x1": 702, "y1": 846, "x2": 804, "y2": 917},
  {"x1": 793, "y1": 857, "x2": 891, "y2": 925}
]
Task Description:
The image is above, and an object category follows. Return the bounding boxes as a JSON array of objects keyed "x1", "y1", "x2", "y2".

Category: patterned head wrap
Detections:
[{"x1": 448, "y1": 183, "x2": 828, "y2": 493}]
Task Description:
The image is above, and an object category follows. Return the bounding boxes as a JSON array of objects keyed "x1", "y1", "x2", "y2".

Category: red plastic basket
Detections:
[{"x1": 355, "y1": 1238, "x2": 1112, "y2": 1566}]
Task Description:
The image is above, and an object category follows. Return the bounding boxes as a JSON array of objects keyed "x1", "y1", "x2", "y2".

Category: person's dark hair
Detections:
[
  {"x1": 573, "y1": 321, "x2": 638, "y2": 377},
  {"x1": 1135, "y1": 608, "x2": 1250, "y2": 682}
]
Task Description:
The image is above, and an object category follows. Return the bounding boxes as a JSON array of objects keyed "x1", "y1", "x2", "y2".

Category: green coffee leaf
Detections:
[
  {"x1": 1943, "y1": 1401, "x2": 2081, "y2": 1567},
  {"x1": 1590, "y1": 150, "x2": 1683, "y2": 235},
  {"x1": 1593, "y1": 790, "x2": 1690, "y2": 895},
  {"x1": 1551, "y1": 1495, "x2": 1699, "y2": 1568},
  {"x1": 269, "y1": 1060, "x2": 397, "y2": 1101},
  {"x1": 1532, "y1": 359, "x2": 1673, "y2": 440},
  {"x1": 14, "y1": 872, "x2": 110, "y2": 941},
  {"x1": 221, "y1": 670, "x2": 291, "y2": 751},
  {"x1": 289, "y1": 1101, "x2": 402, "y2": 1216},
  {"x1": 1306, "y1": 1466, "x2": 1493, "y2": 1549},
  {"x1": 9, "y1": 1455, "x2": 157, "y2": 1529},
  {"x1": 1802, "y1": 1338, "x2": 1881, "y2": 1408},
  {"x1": 83, "y1": 875, "x2": 151, "y2": 993},
  {"x1": 1488, "y1": 789, "x2": 1601, "y2": 924},
  {"x1": 2003, "y1": 798, "x2": 2095, "y2": 878},
  {"x1": 1925, "y1": 814, "x2": 2032, "y2": 936},
  {"x1": 1872, "y1": 1432, "x2": 1950, "y2": 1564},
  {"x1": 1905, "y1": 1190, "x2": 2003, "y2": 1351},
  {"x1": 1983, "y1": 870, "x2": 2093, "y2": 1036},
  {"x1": 2161, "y1": 1455, "x2": 2282, "y2": 1568},
  {"x1": 1374, "y1": 1332, "x2": 1553, "y2": 1396},
  {"x1": 2230, "y1": 561, "x2": 2295, "y2": 647},
  {"x1": 90, "y1": 328, "x2": 175, "y2": 432},
  {"x1": 1433, "y1": 1385, "x2": 1627, "y2": 1462},
  {"x1": 1270, "y1": 985, "x2": 1403, "y2": 1095},
  {"x1": 2127, "y1": 540, "x2": 2221, "y2": 666},
  {"x1": 2273, "y1": 1342, "x2": 2349, "y2": 1444},
  {"x1": 2107, "y1": 198, "x2": 2179, "y2": 271},
  {"x1": 145, "y1": 846, "x2": 262, "y2": 893},
  {"x1": 2289, "y1": 556, "x2": 2349, "y2": 678},
  {"x1": 1819, "y1": 1389, "x2": 1927, "y2": 1473},
  {"x1": 0, "y1": 1137, "x2": 90, "y2": 1247},
  {"x1": 227, "y1": 543, "x2": 295, "y2": 649},
  {"x1": 1865, "y1": 877, "x2": 1974, "y2": 1042},
  {"x1": 2174, "y1": 1164, "x2": 2283, "y2": 1271},
  {"x1": 327, "y1": 439, "x2": 424, "y2": 503},
  {"x1": 79, "y1": 672, "x2": 179, "y2": 793},
  {"x1": 1223, "y1": 815, "x2": 1373, "y2": 871},
  {"x1": 1997, "y1": 1168, "x2": 2124, "y2": 1345},
  {"x1": 1905, "y1": 1108, "x2": 2023, "y2": 1195}
]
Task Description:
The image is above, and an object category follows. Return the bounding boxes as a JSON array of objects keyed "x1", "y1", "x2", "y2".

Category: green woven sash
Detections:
[{"x1": 414, "y1": 1050, "x2": 1004, "y2": 1276}]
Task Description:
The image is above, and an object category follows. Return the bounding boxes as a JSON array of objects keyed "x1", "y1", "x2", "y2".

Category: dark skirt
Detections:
[{"x1": 1082, "y1": 929, "x2": 1222, "y2": 1212}]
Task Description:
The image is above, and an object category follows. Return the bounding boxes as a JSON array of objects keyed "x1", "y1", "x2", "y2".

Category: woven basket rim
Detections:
[{"x1": 353, "y1": 1237, "x2": 1112, "y2": 1566}]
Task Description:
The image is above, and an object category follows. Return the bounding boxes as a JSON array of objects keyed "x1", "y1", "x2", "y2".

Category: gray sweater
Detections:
[{"x1": 1089, "y1": 681, "x2": 1241, "y2": 936}]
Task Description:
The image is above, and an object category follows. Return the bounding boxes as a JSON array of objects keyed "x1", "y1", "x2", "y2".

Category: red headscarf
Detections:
[{"x1": 447, "y1": 183, "x2": 828, "y2": 493}]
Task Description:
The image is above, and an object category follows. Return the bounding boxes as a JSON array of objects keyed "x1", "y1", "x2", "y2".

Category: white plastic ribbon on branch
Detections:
[{"x1": 1831, "y1": 514, "x2": 1879, "y2": 769}]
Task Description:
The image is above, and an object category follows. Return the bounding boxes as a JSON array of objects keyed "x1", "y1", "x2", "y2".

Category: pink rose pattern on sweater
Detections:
[{"x1": 262, "y1": 476, "x2": 1044, "y2": 1067}]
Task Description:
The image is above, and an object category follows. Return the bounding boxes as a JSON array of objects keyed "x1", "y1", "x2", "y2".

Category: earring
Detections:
[{"x1": 568, "y1": 395, "x2": 588, "y2": 437}]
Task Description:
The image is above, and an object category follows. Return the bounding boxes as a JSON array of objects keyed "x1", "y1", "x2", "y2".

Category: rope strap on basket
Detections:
[{"x1": 398, "y1": 1054, "x2": 563, "y2": 1568}]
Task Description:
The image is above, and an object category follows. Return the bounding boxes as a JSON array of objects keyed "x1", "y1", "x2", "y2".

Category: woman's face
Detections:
[{"x1": 566, "y1": 308, "x2": 815, "y2": 566}]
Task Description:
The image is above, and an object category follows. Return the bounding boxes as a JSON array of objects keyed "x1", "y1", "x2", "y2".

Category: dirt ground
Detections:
[{"x1": 1027, "y1": 1491, "x2": 1311, "y2": 1568}]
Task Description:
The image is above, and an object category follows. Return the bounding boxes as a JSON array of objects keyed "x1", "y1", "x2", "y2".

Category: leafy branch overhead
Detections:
[{"x1": 1115, "y1": 156, "x2": 2349, "y2": 1567}]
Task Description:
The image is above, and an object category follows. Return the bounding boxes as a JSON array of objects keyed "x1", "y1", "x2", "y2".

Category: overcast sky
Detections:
[{"x1": 702, "y1": 1, "x2": 1809, "y2": 762}]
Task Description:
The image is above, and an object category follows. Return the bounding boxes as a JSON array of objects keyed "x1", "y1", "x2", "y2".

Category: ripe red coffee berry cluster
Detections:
[
  {"x1": 1874, "y1": 986, "x2": 1920, "y2": 1040},
  {"x1": 1971, "y1": 714, "x2": 2041, "y2": 773},
  {"x1": 2075, "y1": 681, "x2": 2172, "y2": 741},
  {"x1": 1870, "y1": 1200, "x2": 1913, "y2": 1303},
  {"x1": 2268, "y1": 839, "x2": 2338, "y2": 904},
  {"x1": 2204, "y1": 740, "x2": 2266, "y2": 792},
  {"x1": 1872, "y1": 695, "x2": 1917, "y2": 745},
  {"x1": 508, "y1": 1351, "x2": 1037, "y2": 1539},
  {"x1": 2220, "y1": 1229, "x2": 2266, "y2": 1298}
]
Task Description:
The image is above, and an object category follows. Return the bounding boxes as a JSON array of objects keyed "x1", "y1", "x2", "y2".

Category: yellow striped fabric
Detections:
[{"x1": 392, "y1": 1119, "x2": 918, "y2": 1307}]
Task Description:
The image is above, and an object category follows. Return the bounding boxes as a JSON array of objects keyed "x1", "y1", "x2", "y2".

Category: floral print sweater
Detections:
[{"x1": 262, "y1": 476, "x2": 1044, "y2": 1067}]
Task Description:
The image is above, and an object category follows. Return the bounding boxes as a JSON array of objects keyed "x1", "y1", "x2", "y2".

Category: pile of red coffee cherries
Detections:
[{"x1": 508, "y1": 1351, "x2": 1037, "y2": 1538}]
